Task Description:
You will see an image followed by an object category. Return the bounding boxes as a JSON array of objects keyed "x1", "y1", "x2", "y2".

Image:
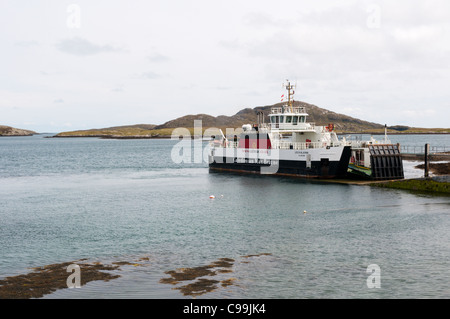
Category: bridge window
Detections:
[
  {"x1": 293, "y1": 116, "x2": 298, "y2": 125},
  {"x1": 286, "y1": 116, "x2": 292, "y2": 123},
  {"x1": 300, "y1": 116, "x2": 305, "y2": 123}
]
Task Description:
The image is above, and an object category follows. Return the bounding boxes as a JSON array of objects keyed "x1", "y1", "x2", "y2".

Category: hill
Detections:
[
  {"x1": 53, "y1": 124, "x2": 160, "y2": 138},
  {"x1": 0, "y1": 125, "x2": 36, "y2": 136},
  {"x1": 54, "y1": 100, "x2": 450, "y2": 137},
  {"x1": 154, "y1": 100, "x2": 384, "y2": 132}
]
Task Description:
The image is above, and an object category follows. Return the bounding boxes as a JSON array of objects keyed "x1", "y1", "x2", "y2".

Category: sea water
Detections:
[{"x1": 0, "y1": 134, "x2": 449, "y2": 298}]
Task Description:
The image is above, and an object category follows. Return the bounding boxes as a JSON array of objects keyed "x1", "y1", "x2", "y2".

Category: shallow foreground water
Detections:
[{"x1": 0, "y1": 134, "x2": 449, "y2": 298}]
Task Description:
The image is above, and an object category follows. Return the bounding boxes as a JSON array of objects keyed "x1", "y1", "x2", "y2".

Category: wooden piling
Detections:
[{"x1": 424, "y1": 143, "x2": 430, "y2": 178}]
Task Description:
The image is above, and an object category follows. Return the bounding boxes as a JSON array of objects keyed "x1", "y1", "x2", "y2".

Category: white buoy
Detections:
[
  {"x1": 303, "y1": 210, "x2": 307, "y2": 214},
  {"x1": 210, "y1": 195, "x2": 215, "y2": 199}
]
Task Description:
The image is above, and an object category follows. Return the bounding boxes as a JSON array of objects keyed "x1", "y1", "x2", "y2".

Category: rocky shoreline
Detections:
[
  {"x1": 371, "y1": 178, "x2": 449, "y2": 194},
  {"x1": 0, "y1": 253, "x2": 272, "y2": 298},
  {"x1": 403, "y1": 153, "x2": 450, "y2": 162},
  {"x1": 0, "y1": 257, "x2": 150, "y2": 299},
  {"x1": 415, "y1": 161, "x2": 450, "y2": 175}
]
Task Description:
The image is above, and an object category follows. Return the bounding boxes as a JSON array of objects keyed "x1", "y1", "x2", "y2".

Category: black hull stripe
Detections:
[{"x1": 209, "y1": 146, "x2": 352, "y2": 179}]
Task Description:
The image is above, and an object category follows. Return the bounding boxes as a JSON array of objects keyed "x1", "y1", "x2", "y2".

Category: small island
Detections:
[
  {"x1": 52, "y1": 124, "x2": 175, "y2": 139},
  {"x1": 0, "y1": 125, "x2": 36, "y2": 136}
]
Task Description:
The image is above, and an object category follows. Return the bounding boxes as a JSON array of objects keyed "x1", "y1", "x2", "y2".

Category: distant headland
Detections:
[{"x1": 0, "y1": 125, "x2": 36, "y2": 136}]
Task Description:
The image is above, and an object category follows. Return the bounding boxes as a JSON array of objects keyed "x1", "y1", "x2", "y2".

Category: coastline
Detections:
[
  {"x1": 49, "y1": 134, "x2": 172, "y2": 139},
  {"x1": 50, "y1": 131, "x2": 450, "y2": 139},
  {"x1": 337, "y1": 132, "x2": 450, "y2": 135},
  {"x1": 369, "y1": 178, "x2": 450, "y2": 195},
  {"x1": 0, "y1": 125, "x2": 36, "y2": 137}
]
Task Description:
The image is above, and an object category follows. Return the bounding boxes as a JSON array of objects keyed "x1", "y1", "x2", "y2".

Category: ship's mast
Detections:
[{"x1": 285, "y1": 80, "x2": 296, "y2": 112}]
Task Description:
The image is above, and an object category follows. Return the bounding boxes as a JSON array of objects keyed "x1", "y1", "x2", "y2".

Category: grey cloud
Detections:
[
  {"x1": 131, "y1": 71, "x2": 162, "y2": 80},
  {"x1": 56, "y1": 37, "x2": 123, "y2": 56},
  {"x1": 219, "y1": 38, "x2": 241, "y2": 50},
  {"x1": 243, "y1": 11, "x2": 294, "y2": 28},
  {"x1": 15, "y1": 41, "x2": 39, "y2": 47},
  {"x1": 295, "y1": 4, "x2": 368, "y2": 27},
  {"x1": 140, "y1": 71, "x2": 161, "y2": 79},
  {"x1": 215, "y1": 86, "x2": 231, "y2": 90},
  {"x1": 229, "y1": 5, "x2": 449, "y2": 82},
  {"x1": 147, "y1": 53, "x2": 170, "y2": 62},
  {"x1": 111, "y1": 87, "x2": 124, "y2": 92}
]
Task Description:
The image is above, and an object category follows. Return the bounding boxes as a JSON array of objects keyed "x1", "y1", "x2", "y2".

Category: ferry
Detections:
[{"x1": 208, "y1": 80, "x2": 404, "y2": 180}]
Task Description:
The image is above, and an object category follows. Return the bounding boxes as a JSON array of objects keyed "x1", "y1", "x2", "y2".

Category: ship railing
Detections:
[
  {"x1": 210, "y1": 140, "x2": 237, "y2": 148},
  {"x1": 271, "y1": 123, "x2": 316, "y2": 131},
  {"x1": 271, "y1": 106, "x2": 306, "y2": 114},
  {"x1": 272, "y1": 141, "x2": 327, "y2": 150},
  {"x1": 258, "y1": 123, "x2": 270, "y2": 130},
  {"x1": 211, "y1": 140, "x2": 341, "y2": 150},
  {"x1": 400, "y1": 145, "x2": 449, "y2": 154}
]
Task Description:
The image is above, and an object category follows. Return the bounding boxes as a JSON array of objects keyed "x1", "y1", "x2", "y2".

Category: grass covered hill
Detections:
[
  {"x1": 0, "y1": 125, "x2": 36, "y2": 136},
  {"x1": 154, "y1": 101, "x2": 385, "y2": 132},
  {"x1": 55, "y1": 100, "x2": 450, "y2": 137},
  {"x1": 54, "y1": 124, "x2": 162, "y2": 138}
]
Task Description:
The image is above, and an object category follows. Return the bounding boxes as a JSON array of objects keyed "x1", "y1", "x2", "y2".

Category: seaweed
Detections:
[
  {"x1": 160, "y1": 254, "x2": 272, "y2": 296},
  {"x1": 0, "y1": 261, "x2": 120, "y2": 299}
]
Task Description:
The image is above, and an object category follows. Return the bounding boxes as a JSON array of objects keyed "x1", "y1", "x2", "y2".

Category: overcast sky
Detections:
[{"x1": 1, "y1": 0, "x2": 449, "y2": 132}]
